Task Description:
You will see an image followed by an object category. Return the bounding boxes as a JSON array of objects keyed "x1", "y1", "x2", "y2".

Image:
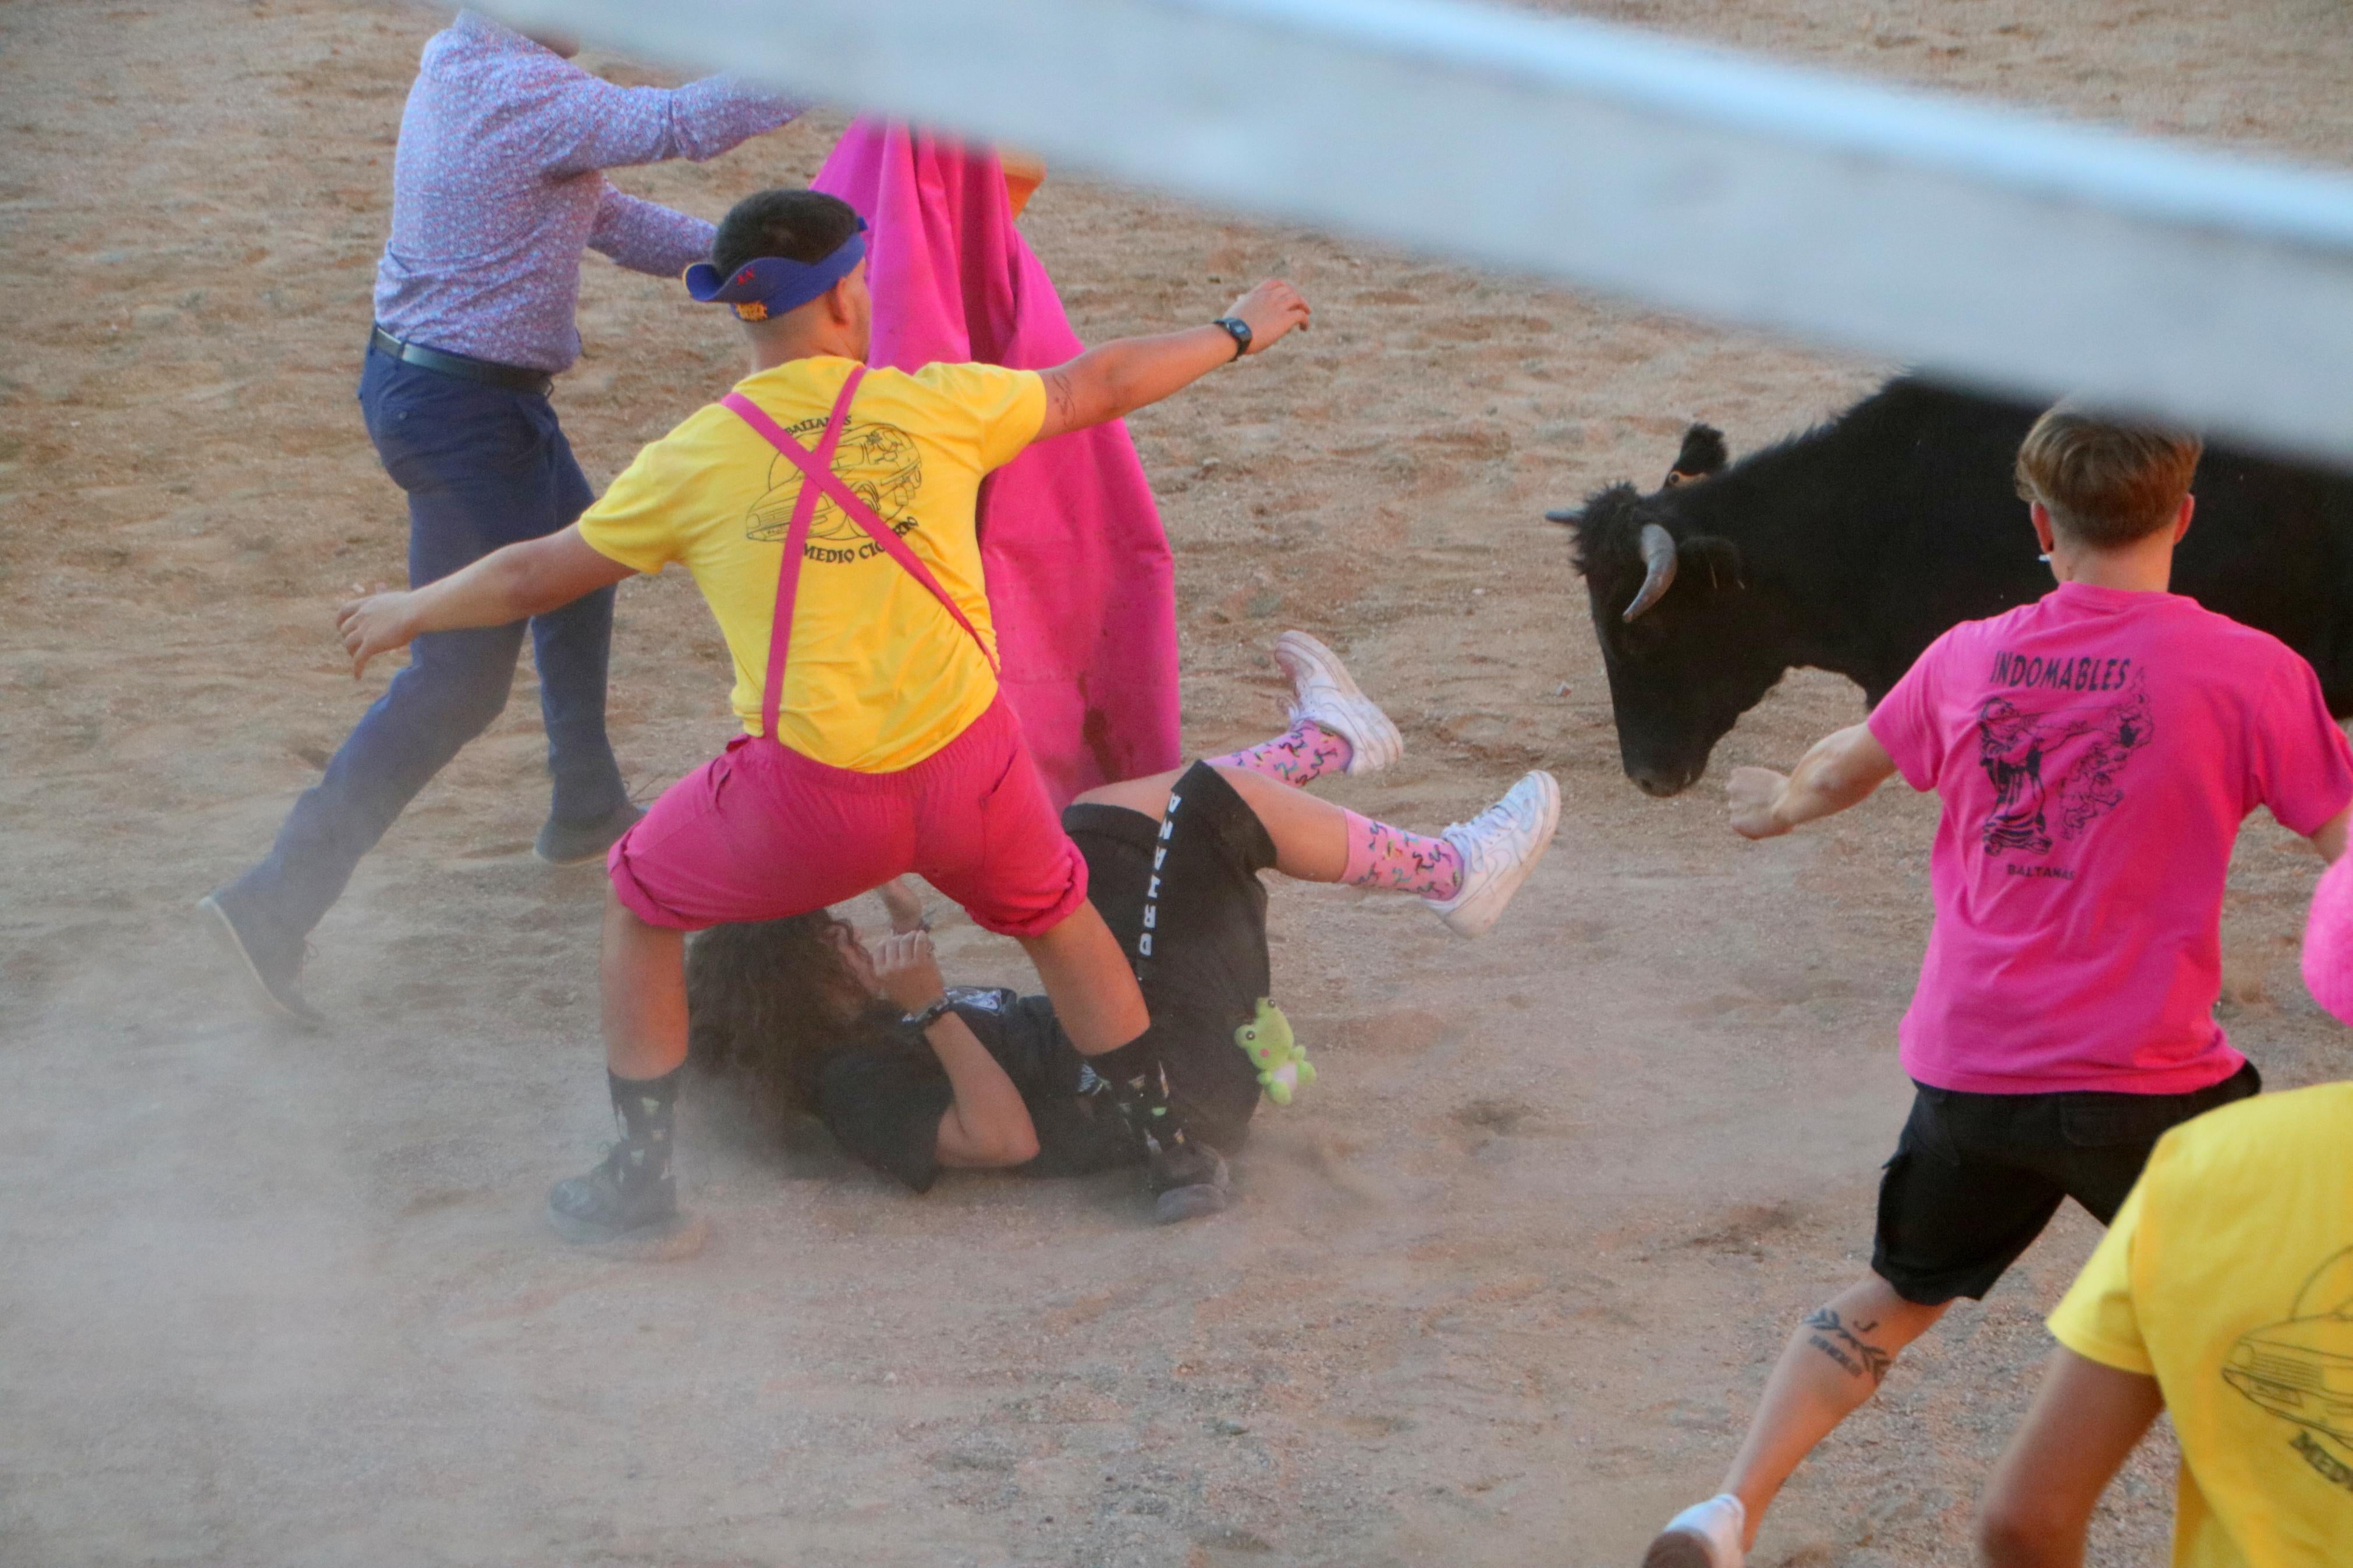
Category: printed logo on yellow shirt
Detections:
[
  {"x1": 744, "y1": 417, "x2": 925, "y2": 564},
  {"x1": 2222, "y1": 1246, "x2": 2353, "y2": 1494}
]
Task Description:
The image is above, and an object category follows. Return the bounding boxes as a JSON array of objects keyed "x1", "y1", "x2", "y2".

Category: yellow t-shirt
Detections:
[
  {"x1": 2048, "y1": 1082, "x2": 2353, "y2": 1568},
  {"x1": 577, "y1": 356, "x2": 1045, "y2": 771}
]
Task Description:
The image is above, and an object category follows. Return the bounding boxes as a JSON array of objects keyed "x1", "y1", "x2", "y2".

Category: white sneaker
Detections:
[
  {"x1": 1274, "y1": 630, "x2": 1403, "y2": 776},
  {"x1": 1641, "y1": 1495, "x2": 1746, "y2": 1568},
  {"x1": 1422, "y1": 770, "x2": 1561, "y2": 938}
]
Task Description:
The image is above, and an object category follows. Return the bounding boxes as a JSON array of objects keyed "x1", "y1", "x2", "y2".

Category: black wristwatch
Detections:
[
  {"x1": 1211, "y1": 317, "x2": 1251, "y2": 361},
  {"x1": 906, "y1": 997, "x2": 957, "y2": 1033}
]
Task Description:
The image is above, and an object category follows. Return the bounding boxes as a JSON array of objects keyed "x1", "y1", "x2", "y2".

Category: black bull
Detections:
[{"x1": 1552, "y1": 376, "x2": 2353, "y2": 797}]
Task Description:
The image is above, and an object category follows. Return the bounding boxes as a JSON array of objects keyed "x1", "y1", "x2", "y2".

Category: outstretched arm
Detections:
[
  {"x1": 337, "y1": 526, "x2": 635, "y2": 678},
  {"x1": 1034, "y1": 279, "x2": 1311, "y2": 440},
  {"x1": 1976, "y1": 1347, "x2": 2163, "y2": 1567},
  {"x1": 1727, "y1": 723, "x2": 1898, "y2": 840}
]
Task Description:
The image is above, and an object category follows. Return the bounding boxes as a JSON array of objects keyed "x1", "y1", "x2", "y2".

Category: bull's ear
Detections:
[
  {"x1": 1683, "y1": 533, "x2": 1745, "y2": 593},
  {"x1": 1662, "y1": 423, "x2": 1729, "y2": 488}
]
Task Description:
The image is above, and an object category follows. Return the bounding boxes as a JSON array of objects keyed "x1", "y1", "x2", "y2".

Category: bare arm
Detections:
[
  {"x1": 1976, "y1": 1347, "x2": 2164, "y2": 1568},
  {"x1": 1727, "y1": 722, "x2": 1900, "y2": 840},
  {"x1": 2309, "y1": 802, "x2": 2351, "y2": 863},
  {"x1": 868, "y1": 933, "x2": 1041, "y2": 1169},
  {"x1": 1034, "y1": 278, "x2": 1311, "y2": 441},
  {"x1": 336, "y1": 526, "x2": 634, "y2": 678}
]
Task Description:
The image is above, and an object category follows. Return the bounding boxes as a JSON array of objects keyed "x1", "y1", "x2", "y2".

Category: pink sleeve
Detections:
[
  {"x1": 2303, "y1": 853, "x2": 2353, "y2": 1026},
  {"x1": 2252, "y1": 655, "x2": 2353, "y2": 837},
  {"x1": 1867, "y1": 631, "x2": 1953, "y2": 792}
]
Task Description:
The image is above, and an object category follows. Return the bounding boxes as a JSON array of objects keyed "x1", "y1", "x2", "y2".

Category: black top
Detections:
[{"x1": 810, "y1": 762, "x2": 1277, "y2": 1192}]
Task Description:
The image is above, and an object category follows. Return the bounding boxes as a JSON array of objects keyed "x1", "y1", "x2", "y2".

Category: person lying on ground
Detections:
[
  {"x1": 684, "y1": 632, "x2": 1561, "y2": 1206},
  {"x1": 335, "y1": 187, "x2": 1316, "y2": 1246},
  {"x1": 201, "y1": 12, "x2": 802, "y2": 1025},
  {"x1": 1644, "y1": 406, "x2": 2353, "y2": 1568},
  {"x1": 1972, "y1": 854, "x2": 2353, "y2": 1567}
]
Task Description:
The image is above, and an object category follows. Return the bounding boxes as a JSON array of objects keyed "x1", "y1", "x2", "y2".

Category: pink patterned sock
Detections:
[
  {"x1": 1341, "y1": 810, "x2": 1464, "y2": 898},
  {"x1": 1207, "y1": 719, "x2": 1353, "y2": 787}
]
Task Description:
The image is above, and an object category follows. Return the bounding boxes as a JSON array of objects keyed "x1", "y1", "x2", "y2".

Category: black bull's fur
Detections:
[{"x1": 1553, "y1": 376, "x2": 2353, "y2": 797}]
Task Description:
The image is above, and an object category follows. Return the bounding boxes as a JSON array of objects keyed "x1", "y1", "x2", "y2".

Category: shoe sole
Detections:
[
  {"x1": 196, "y1": 895, "x2": 324, "y2": 1027},
  {"x1": 1641, "y1": 1532, "x2": 1720, "y2": 1568},
  {"x1": 534, "y1": 806, "x2": 645, "y2": 866},
  {"x1": 1154, "y1": 1182, "x2": 1231, "y2": 1225},
  {"x1": 1275, "y1": 630, "x2": 1404, "y2": 775},
  {"x1": 533, "y1": 842, "x2": 612, "y2": 867},
  {"x1": 1433, "y1": 771, "x2": 1562, "y2": 938},
  {"x1": 546, "y1": 1201, "x2": 711, "y2": 1260}
]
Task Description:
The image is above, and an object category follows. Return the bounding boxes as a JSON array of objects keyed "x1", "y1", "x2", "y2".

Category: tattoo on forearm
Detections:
[
  {"x1": 1044, "y1": 369, "x2": 1076, "y2": 431},
  {"x1": 1802, "y1": 1307, "x2": 1893, "y2": 1384}
]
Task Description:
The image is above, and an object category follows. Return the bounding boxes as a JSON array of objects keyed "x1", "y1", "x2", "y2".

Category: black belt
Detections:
[{"x1": 368, "y1": 326, "x2": 553, "y2": 396}]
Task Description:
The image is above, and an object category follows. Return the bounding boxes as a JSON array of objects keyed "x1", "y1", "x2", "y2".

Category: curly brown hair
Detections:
[{"x1": 684, "y1": 913, "x2": 907, "y2": 1123}]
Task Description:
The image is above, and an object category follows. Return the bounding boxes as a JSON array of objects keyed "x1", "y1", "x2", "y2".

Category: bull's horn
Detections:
[{"x1": 1624, "y1": 522, "x2": 1679, "y2": 621}]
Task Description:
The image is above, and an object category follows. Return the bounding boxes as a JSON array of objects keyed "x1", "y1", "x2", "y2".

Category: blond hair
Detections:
[{"x1": 2014, "y1": 406, "x2": 2202, "y2": 548}]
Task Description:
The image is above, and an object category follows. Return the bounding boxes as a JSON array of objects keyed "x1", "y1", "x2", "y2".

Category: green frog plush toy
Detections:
[{"x1": 1234, "y1": 998, "x2": 1315, "y2": 1107}]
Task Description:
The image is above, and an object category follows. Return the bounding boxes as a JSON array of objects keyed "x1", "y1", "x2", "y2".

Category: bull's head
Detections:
[{"x1": 1549, "y1": 426, "x2": 1780, "y2": 797}]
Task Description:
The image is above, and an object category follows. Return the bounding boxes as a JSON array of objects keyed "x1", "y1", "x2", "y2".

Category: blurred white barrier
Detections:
[{"x1": 477, "y1": 0, "x2": 2353, "y2": 464}]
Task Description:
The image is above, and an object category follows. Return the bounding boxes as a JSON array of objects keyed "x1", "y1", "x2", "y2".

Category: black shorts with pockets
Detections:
[{"x1": 1870, "y1": 1061, "x2": 2259, "y2": 1304}]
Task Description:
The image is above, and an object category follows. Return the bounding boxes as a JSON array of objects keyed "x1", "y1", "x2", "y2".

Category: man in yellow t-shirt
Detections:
[
  {"x1": 1976, "y1": 1082, "x2": 2353, "y2": 1566},
  {"x1": 336, "y1": 187, "x2": 1312, "y2": 1244}
]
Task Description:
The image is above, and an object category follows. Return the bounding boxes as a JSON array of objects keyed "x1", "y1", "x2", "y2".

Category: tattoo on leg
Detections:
[{"x1": 1802, "y1": 1307, "x2": 1893, "y2": 1384}]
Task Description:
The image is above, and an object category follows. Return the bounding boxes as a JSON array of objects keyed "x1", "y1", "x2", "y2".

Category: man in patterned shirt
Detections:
[{"x1": 202, "y1": 13, "x2": 799, "y2": 1023}]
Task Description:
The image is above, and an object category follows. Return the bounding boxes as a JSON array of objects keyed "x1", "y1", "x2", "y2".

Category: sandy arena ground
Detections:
[{"x1": 5, "y1": 2, "x2": 2352, "y2": 1563}]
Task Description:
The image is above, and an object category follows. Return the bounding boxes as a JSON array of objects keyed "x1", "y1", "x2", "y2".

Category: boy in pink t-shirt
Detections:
[{"x1": 1644, "y1": 409, "x2": 2353, "y2": 1568}]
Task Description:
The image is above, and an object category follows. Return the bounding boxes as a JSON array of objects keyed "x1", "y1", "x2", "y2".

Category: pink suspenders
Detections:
[{"x1": 721, "y1": 368, "x2": 999, "y2": 745}]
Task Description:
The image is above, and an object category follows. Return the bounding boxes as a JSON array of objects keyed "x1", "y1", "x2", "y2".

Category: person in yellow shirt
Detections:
[
  {"x1": 335, "y1": 187, "x2": 1313, "y2": 1244},
  {"x1": 1975, "y1": 1079, "x2": 2353, "y2": 1565}
]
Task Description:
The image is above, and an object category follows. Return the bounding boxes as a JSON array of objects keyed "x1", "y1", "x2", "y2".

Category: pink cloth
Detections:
[
  {"x1": 1868, "y1": 582, "x2": 2353, "y2": 1095},
  {"x1": 2303, "y1": 853, "x2": 2353, "y2": 1026},
  {"x1": 812, "y1": 120, "x2": 1181, "y2": 805}
]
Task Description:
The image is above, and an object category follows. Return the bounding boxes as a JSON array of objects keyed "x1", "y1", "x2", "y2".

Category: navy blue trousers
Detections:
[{"x1": 223, "y1": 348, "x2": 629, "y2": 943}]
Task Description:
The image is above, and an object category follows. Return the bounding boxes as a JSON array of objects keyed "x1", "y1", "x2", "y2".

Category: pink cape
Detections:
[{"x1": 813, "y1": 120, "x2": 1182, "y2": 805}]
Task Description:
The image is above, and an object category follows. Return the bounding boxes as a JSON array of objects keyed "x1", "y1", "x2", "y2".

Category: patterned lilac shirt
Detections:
[{"x1": 373, "y1": 12, "x2": 798, "y2": 374}]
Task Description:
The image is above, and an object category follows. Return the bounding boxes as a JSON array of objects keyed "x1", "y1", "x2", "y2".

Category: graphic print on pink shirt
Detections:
[
  {"x1": 1971, "y1": 671, "x2": 2153, "y2": 862},
  {"x1": 1867, "y1": 582, "x2": 2353, "y2": 1097}
]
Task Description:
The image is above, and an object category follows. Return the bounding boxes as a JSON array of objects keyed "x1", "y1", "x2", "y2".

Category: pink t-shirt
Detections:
[{"x1": 1868, "y1": 581, "x2": 2353, "y2": 1095}]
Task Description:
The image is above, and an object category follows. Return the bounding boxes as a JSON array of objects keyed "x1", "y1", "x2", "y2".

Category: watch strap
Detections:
[
  {"x1": 907, "y1": 997, "x2": 958, "y2": 1033},
  {"x1": 1211, "y1": 316, "x2": 1251, "y2": 361}
]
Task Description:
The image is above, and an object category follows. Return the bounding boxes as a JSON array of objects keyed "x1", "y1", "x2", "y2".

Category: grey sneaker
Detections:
[
  {"x1": 534, "y1": 802, "x2": 645, "y2": 867},
  {"x1": 1273, "y1": 630, "x2": 1403, "y2": 775},
  {"x1": 197, "y1": 891, "x2": 324, "y2": 1027},
  {"x1": 1423, "y1": 771, "x2": 1561, "y2": 938}
]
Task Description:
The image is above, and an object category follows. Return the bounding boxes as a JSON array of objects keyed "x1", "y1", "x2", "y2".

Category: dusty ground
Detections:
[{"x1": 5, "y1": 1, "x2": 2352, "y2": 1563}]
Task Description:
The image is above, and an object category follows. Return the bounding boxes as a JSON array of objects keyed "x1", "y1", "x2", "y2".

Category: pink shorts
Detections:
[{"x1": 606, "y1": 698, "x2": 1088, "y2": 937}]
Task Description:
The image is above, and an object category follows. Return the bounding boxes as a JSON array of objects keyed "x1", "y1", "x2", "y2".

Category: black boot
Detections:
[
  {"x1": 1088, "y1": 1033, "x2": 1231, "y2": 1225},
  {"x1": 547, "y1": 1068, "x2": 688, "y2": 1244}
]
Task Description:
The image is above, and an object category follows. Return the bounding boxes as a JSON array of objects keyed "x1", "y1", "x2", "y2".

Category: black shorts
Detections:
[
  {"x1": 1063, "y1": 762, "x2": 1276, "y2": 1151},
  {"x1": 1871, "y1": 1061, "x2": 2259, "y2": 1304}
]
